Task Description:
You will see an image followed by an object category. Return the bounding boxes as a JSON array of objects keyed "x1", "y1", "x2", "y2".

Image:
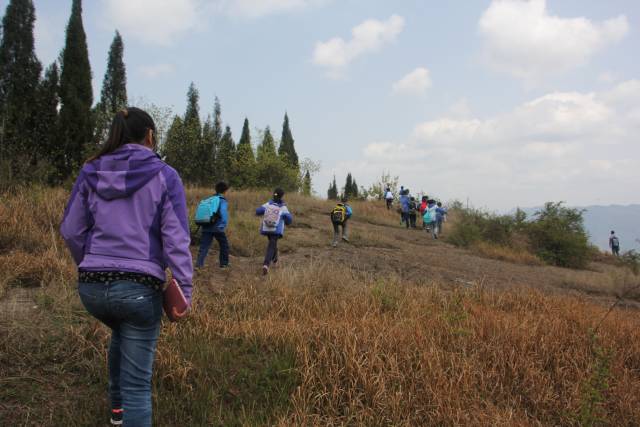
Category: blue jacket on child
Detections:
[{"x1": 256, "y1": 200, "x2": 293, "y2": 237}]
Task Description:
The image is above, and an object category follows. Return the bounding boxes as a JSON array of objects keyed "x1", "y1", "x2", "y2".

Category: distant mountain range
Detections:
[{"x1": 520, "y1": 205, "x2": 640, "y2": 253}]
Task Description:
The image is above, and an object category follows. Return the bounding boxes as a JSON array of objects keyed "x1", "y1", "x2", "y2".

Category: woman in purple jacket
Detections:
[{"x1": 60, "y1": 108, "x2": 193, "y2": 426}]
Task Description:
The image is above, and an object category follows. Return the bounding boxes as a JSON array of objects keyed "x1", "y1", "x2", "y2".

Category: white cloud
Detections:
[
  {"x1": 103, "y1": 0, "x2": 330, "y2": 45},
  {"x1": 103, "y1": 0, "x2": 202, "y2": 46},
  {"x1": 336, "y1": 80, "x2": 640, "y2": 209},
  {"x1": 312, "y1": 14, "x2": 405, "y2": 78},
  {"x1": 137, "y1": 63, "x2": 176, "y2": 78},
  {"x1": 478, "y1": 0, "x2": 629, "y2": 82},
  {"x1": 392, "y1": 67, "x2": 432, "y2": 95},
  {"x1": 217, "y1": 0, "x2": 329, "y2": 18}
]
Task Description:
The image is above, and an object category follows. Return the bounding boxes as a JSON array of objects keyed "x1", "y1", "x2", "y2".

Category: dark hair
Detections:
[
  {"x1": 422, "y1": 196, "x2": 428, "y2": 202},
  {"x1": 215, "y1": 181, "x2": 229, "y2": 194},
  {"x1": 437, "y1": 202, "x2": 442, "y2": 207},
  {"x1": 273, "y1": 187, "x2": 285, "y2": 202},
  {"x1": 89, "y1": 107, "x2": 156, "y2": 161},
  {"x1": 341, "y1": 196, "x2": 348, "y2": 203},
  {"x1": 611, "y1": 230, "x2": 615, "y2": 234}
]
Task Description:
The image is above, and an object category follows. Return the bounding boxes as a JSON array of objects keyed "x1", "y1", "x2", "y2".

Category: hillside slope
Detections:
[{"x1": 1, "y1": 188, "x2": 640, "y2": 425}]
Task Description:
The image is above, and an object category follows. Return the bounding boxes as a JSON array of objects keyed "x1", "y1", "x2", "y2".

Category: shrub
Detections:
[
  {"x1": 527, "y1": 202, "x2": 591, "y2": 269},
  {"x1": 446, "y1": 208, "x2": 515, "y2": 248}
]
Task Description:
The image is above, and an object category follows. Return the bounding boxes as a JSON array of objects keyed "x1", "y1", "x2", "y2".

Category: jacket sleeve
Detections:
[
  {"x1": 346, "y1": 206, "x2": 353, "y2": 218},
  {"x1": 60, "y1": 171, "x2": 92, "y2": 266},
  {"x1": 218, "y1": 198, "x2": 228, "y2": 230},
  {"x1": 160, "y1": 169, "x2": 194, "y2": 304},
  {"x1": 282, "y1": 206, "x2": 293, "y2": 225},
  {"x1": 256, "y1": 204, "x2": 266, "y2": 216}
]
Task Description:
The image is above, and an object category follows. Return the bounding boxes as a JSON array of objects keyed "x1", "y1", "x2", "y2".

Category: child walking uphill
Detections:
[
  {"x1": 60, "y1": 108, "x2": 193, "y2": 427},
  {"x1": 195, "y1": 181, "x2": 230, "y2": 269},
  {"x1": 331, "y1": 197, "x2": 353, "y2": 247},
  {"x1": 256, "y1": 188, "x2": 293, "y2": 275}
]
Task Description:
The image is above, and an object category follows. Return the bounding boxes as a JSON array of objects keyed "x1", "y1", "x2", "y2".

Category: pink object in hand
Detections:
[{"x1": 163, "y1": 278, "x2": 189, "y2": 322}]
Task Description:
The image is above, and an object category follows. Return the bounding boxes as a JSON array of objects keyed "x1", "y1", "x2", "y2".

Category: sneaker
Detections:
[
  {"x1": 262, "y1": 265, "x2": 269, "y2": 275},
  {"x1": 220, "y1": 264, "x2": 230, "y2": 269},
  {"x1": 342, "y1": 236, "x2": 350, "y2": 243},
  {"x1": 110, "y1": 409, "x2": 123, "y2": 425},
  {"x1": 332, "y1": 241, "x2": 338, "y2": 247}
]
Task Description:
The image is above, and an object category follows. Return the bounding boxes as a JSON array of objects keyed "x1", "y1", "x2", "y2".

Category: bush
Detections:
[
  {"x1": 527, "y1": 202, "x2": 591, "y2": 269},
  {"x1": 446, "y1": 208, "x2": 515, "y2": 248}
]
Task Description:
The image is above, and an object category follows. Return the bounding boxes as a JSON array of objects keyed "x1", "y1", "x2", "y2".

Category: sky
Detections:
[{"x1": 3, "y1": 0, "x2": 640, "y2": 210}]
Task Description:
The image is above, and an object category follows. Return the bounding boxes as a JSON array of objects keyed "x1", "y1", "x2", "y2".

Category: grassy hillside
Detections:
[{"x1": 1, "y1": 187, "x2": 640, "y2": 425}]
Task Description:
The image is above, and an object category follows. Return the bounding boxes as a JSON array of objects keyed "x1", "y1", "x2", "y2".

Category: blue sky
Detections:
[{"x1": 4, "y1": 0, "x2": 640, "y2": 210}]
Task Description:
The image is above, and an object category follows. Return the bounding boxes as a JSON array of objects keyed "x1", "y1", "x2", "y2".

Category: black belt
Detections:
[{"x1": 79, "y1": 271, "x2": 164, "y2": 291}]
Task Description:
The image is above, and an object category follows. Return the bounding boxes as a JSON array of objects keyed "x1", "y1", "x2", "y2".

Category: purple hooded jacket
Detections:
[{"x1": 60, "y1": 144, "x2": 194, "y2": 304}]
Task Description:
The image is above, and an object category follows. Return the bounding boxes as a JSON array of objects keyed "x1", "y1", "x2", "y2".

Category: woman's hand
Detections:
[{"x1": 172, "y1": 306, "x2": 189, "y2": 320}]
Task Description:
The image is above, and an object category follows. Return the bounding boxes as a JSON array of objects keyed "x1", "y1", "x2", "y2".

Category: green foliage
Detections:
[
  {"x1": 58, "y1": 0, "x2": 93, "y2": 181},
  {"x1": 447, "y1": 208, "x2": 515, "y2": 248},
  {"x1": 233, "y1": 118, "x2": 256, "y2": 188},
  {"x1": 620, "y1": 250, "x2": 640, "y2": 275},
  {"x1": 327, "y1": 175, "x2": 338, "y2": 200},
  {"x1": 342, "y1": 172, "x2": 360, "y2": 200},
  {"x1": 0, "y1": 0, "x2": 43, "y2": 182},
  {"x1": 302, "y1": 170, "x2": 312, "y2": 196},
  {"x1": 216, "y1": 125, "x2": 236, "y2": 183},
  {"x1": 34, "y1": 62, "x2": 60, "y2": 183},
  {"x1": 528, "y1": 202, "x2": 590, "y2": 268},
  {"x1": 368, "y1": 170, "x2": 399, "y2": 200},
  {"x1": 278, "y1": 112, "x2": 298, "y2": 171},
  {"x1": 255, "y1": 127, "x2": 298, "y2": 191},
  {"x1": 184, "y1": 82, "x2": 201, "y2": 135},
  {"x1": 94, "y1": 31, "x2": 127, "y2": 145}
]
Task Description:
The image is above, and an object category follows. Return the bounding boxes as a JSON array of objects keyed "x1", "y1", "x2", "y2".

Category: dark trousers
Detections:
[
  {"x1": 401, "y1": 212, "x2": 410, "y2": 228},
  {"x1": 263, "y1": 234, "x2": 279, "y2": 267},
  {"x1": 196, "y1": 231, "x2": 229, "y2": 267},
  {"x1": 409, "y1": 213, "x2": 417, "y2": 228},
  {"x1": 386, "y1": 199, "x2": 392, "y2": 209},
  {"x1": 612, "y1": 246, "x2": 620, "y2": 256}
]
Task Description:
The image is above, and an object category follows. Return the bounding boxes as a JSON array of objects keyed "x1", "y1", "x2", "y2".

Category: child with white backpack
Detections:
[{"x1": 256, "y1": 188, "x2": 293, "y2": 275}]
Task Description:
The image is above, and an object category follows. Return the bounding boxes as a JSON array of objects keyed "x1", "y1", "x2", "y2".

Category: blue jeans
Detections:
[
  {"x1": 197, "y1": 231, "x2": 229, "y2": 267},
  {"x1": 78, "y1": 280, "x2": 162, "y2": 427}
]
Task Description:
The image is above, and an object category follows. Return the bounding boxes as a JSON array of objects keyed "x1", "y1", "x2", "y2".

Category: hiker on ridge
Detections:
[
  {"x1": 408, "y1": 196, "x2": 418, "y2": 228},
  {"x1": 256, "y1": 188, "x2": 293, "y2": 275},
  {"x1": 399, "y1": 189, "x2": 411, "y2": 229},
  {"x1": 609, "y1": 230, "x2": 620, "y2": 256},
  {"x1": 195, "y1": 181, "x2": 230, "y2": 269},
  {"x1": 423, "y1": 199, "x2": 438, "y2": 238},
  {"x1": 60, "y1": 108, "x2": 193, "y2": 426},
  {"x1": 330, "y1": 196, "x2": 353, "y2": 247},
  {"x1": 435, "y1": 201, "x2": 447, "y2": 236},
  {"x1": 384, "y1": 186, "x2": 394, "y2": 210}
]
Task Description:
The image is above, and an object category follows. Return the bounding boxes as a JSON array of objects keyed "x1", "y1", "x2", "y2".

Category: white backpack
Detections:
[{"x1": 262, "y1": 204, "x2": 282, "y2": 231}]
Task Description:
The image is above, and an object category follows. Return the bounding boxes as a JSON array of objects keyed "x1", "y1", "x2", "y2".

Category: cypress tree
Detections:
[
  {"x1": 344, "y1": 173, "x2": 353, "y2": 199},
  {"x1": 58, "y1": 0, "x2": 93, "y2": 179},
  {"x1": 0, "y1": 0, "x2": 42, "y2": 181},
  {"x1": 328, "y1": 175, "x2": 338, "y2": 200},
  {"x1": 35, "y1": 62, "x2": 59, "y2": 180},
  {"x1": 233, "y1": 118, "x2": 256, "y2": 188},
  {"x1": 302, "y1": 170, "x2": 312, "y2": 196},
  {"x1": 184, "y1": 82, "x2": 201, "y2": 135},
  {"x1": 94, "y1": 31, "x2": 127, "y2": 144},
  {"x1": 200, "y1": 115, "x2": 216, "y2": 186},
  {"x1": 352, "y1": 178, "x2": 359, "y2": 199},
  {"x1": 256, "y1": 126, "x2": 276, "y2": 162},
  {"x1": 278, "y1": 112, "x2": 299, "y2": 170},
  {"x1": 212, "y1": 96, "x2": 222, "y2": 143},
  {"x1": 162, "y1": 115, "x2": 186, "y2": 174},
  {"x1": 216, "y1": 125, "x2": 235, "y2": 182}
]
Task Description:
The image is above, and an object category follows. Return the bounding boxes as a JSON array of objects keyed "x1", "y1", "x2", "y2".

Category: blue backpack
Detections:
[
  {"x1": 423, "y1": 206, "x2": 436, "y2": 223},
  {"x1": 194, "y1": 196, "x2": 221, "y2": 225}
]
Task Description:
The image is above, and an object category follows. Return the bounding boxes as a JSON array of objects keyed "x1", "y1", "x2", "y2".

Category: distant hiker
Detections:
[
  {"x1": 60, "y1": 108, "x2": 193, "y2": 426},
  {"x1": 256, "y1": 188, "x2": 293, "y2": 275},
  {"x1": 420, "y1": 196, "x2": 429, "y2": 229},
  {"x1": 330, "y1": 197, "x2": 353, "y2": 247},
  {"x1": 408, "y1": 196, "x2": 418, "y2": 228},
  {"x1": 384, "y1": 187, "x2": 393, "y2": 210},
  {"x1": 399, "y1": 189, "x2": 411, "y2": 229},
  {"x1": 195, "y1": 181, "x2": 230, "y2": 269},
  {"x1": 435, "y1": 202, "x2": 447, "y2": 235},
  {"x1": 609, "y1": 230, "x2": 620, "y2": 256},
  {"x1": 422, "y1": 199, "x2": 438, "y2": 238}
]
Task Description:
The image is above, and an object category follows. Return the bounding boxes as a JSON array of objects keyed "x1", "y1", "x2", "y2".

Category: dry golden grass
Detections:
[
  {"x1": 473, "y1": 241, "x2": 544, "y2": 266},
  {"x1": 1, "y1": 187, "x2": 640, "y2": 425}
]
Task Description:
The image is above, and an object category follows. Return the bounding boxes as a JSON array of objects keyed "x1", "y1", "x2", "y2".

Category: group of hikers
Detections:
[
  {"x1": 59, "y1": 107, "x2": 451, "y2": 425},
  {"x1": 384, "y1": 186, "x2": 448, "y2": 239}
]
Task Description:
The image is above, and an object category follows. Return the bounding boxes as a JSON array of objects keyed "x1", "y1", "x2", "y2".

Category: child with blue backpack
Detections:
[
  {"x1": 422, "y1": 199, "x2": 438, "y2": 238},
  {"x1": 195, "y1": 181, "x2": 230, "y2": 269},
  {"x1": 256, "y1": 188, "x2": 293, "y2": 275}
]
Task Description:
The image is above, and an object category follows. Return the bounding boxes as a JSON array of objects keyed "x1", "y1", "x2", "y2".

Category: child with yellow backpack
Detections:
[{"x1": 330, "y1": 197, "x2": 353, "y2": 247}]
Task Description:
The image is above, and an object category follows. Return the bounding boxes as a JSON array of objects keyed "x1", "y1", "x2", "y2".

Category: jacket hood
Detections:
[{"x1": 84, "y1": 144, "x2": 166, "y2": 200}]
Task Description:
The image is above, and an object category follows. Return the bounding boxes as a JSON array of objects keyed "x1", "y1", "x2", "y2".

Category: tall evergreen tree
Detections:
[
  {"x1": 352, "y1": 178, "x2": 359, "y2": 199},
  {"x1": 184, "y1": 82, "x2": 201, "y2": 135},
  {"x1": 256, "y1": 126, "x2": 276, "y2": 162},
  {"x1": 302, "y1": 170, "x2": 312, "y2": 196},
  {"x1": 200, "y1": 115, "x2": 216, "y2": 186},
  {"x1": 94, "y1": 31, "x2": 127, "y2": 144},
  {"x1": 212, "y1": 96, "x2": 222, "y2": 143},
  {"x1": 35, "y1": 62, "x2": 60, "y2": 179},
  {"x1": 344, "y1": 173, "x2": 353, "y2": 199},
  {"x1": 58, "y1": 0, "x2": 93, "y2": 179},
  {"x1": 216, "y1": 125, "x2": 235, "y2": 182},
  {"x1": 328, "y1": 175, "x2": 338, "y2": 200},
  {"x1": 233, "y1": 118, "x2": 256, "y2": 188},
  {"x1": 0, "y1": 0, "x2": 42, "y2": 181},
  {"x1": 278, "y1": 112, "x2": 299, "y2": 170},
  {"x1": 162, "y1": 115, "x2": 187, "y2": 175}
]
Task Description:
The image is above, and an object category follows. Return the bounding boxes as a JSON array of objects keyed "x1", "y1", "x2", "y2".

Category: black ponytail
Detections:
[{"x1": 88, "y1": 107, "x2": 156, "y2": 161}]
